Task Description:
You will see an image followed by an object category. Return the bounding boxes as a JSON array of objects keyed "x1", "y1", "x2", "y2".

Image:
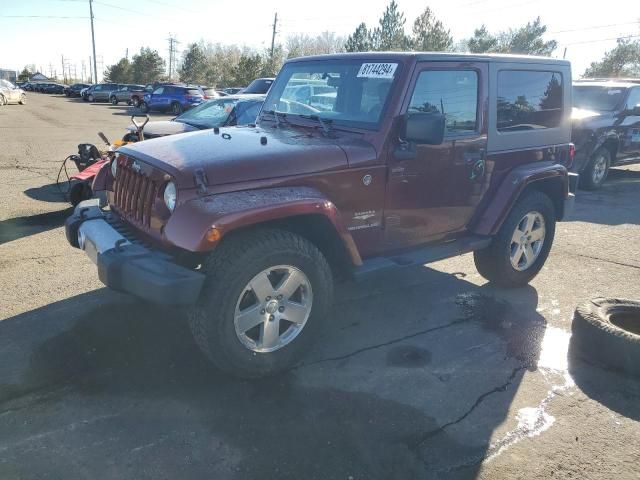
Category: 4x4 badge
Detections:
[
  {"x1": 362, "y1": 174, "x2": 372, "y2": 186},
  {"x1": 131, "y1": 161, "x2": 141, "y2": 173}
]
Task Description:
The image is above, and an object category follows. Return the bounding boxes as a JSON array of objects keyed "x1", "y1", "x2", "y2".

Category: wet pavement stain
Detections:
[{"x1": 386, "y1": 345, "x2": 432, "y2": 368}]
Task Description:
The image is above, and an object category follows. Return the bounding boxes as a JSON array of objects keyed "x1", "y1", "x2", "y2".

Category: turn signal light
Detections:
[
  {"x1": 205, "y1": 227, "x2": 221, "y2": 243},
  {"x1": 567, "y1": 143, "x2": 575, "y2": 169}
]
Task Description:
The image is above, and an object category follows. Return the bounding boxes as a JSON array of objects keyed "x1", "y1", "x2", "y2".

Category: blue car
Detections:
[{"x1": 140, "y1": 84, "x2": 204, "y2": 115}]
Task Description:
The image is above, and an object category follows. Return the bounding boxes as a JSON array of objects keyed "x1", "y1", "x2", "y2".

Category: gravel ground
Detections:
[{"x1": 0, "y1": 93, "x2": 639, "y2": 480}]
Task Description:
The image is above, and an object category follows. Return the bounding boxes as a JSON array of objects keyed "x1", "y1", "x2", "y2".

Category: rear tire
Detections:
[
  {"x1": 88, "y1": 94, "x2": 95, "y2": 102},
  {"x1": 139, "y1": 102, "x2": 149, "y2": 113},
  {"x1": 0, "y1": 94, "x2": 5, "y2": 106},
  {"x1": 131, "y1": 96, "x2": 140, "y2": 107},
  {"x1": 474, "y1": 190, "x2": 556, "y2": 287},
  {"x1": 171, "y1": 102, "x2": 183, "y2": 115},
  {"x1": 187, "y1": 229, "x2": 333, "y2": 378},
  {"x1": 19, "y1": 94, "x2": 26, "y2": 105},
  {"x1": 110, "y1": 95, "x2": 118, "y2": 105},
  {"x1": 580, "y1": 147, "x2": 610, "y2": 190}
]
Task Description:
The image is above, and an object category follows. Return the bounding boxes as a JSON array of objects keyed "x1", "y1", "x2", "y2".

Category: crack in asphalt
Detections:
[
  {"x1": 560, "y1": 249, "x2": 640, "y2": 270},
  {"x1": 295, "y1": 317, "x2": 472, "y2": 369},
  {"x1": 411, "y1": 364, "x2": 530, "y2": 452}
]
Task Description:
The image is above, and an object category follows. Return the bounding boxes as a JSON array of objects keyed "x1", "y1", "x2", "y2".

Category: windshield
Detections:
[
  {"x1": 573, "y1": 85, "x2": 626, "y2": 112},
  {"x1": 263, "y1": 60, "x2": 399, "y2": 130},
  {"x1": 174, "y1": 98, "x2": 239, "y2": 128}
]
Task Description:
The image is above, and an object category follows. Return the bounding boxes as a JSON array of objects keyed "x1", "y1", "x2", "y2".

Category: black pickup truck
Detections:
[{"x1": 572, "y1": 79, "x2": 640, "y2": 189}]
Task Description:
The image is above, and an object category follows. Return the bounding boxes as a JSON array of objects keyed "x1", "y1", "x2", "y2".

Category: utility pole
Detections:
[
  {"x1": 270, "y1": 12, "x2": 278, "y2": 58},
  {"x1": 167, "y1": 35, "x2": 179, "y2": 80},
  {"x1": 61, "y1": 55, "x2": 66, "y2": 83},
  {"x1": 89, "y1": 56, "x2": 93, "y2": 83},
  {"x1": 562, "y1": 47, "x2": 567, "y2": 59},
  {"x1": 89, "y1": 0, "x2": 98, "y2": 83},
  {"x1": 126, "y1": 48, "x2": 129, "y2": 60}
]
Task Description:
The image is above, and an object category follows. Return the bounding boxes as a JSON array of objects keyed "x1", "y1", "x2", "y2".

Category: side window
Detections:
[
  {"x1": 94, "y1": 85, "x2": 103, "y2": 91},
  {"x1": 408, "y1": 70, "x2": 478, "y2": 133},
  {"x1": 153, "y1": 87, "x2": 164, "y2": 95},
  {"x1": 236, "y1": 102, "x2": 262, "y2": 125},
  {"x1": 497, "y1": 70, "x2": 563, "y2": 132},
  {"x1": 626, "y1": 88, "x2": 640, "y2": 110}
]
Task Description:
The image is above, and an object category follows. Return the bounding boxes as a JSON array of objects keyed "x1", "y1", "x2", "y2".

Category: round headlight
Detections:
[
  {"x1": 163, "y1": 181, "x2": 177, "y2": 212},
  {"x1": 111, "y1": 157, "x2": 118, "y2": 177}
]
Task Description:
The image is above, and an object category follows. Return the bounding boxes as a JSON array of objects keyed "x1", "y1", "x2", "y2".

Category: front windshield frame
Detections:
[
  {"x1": 262, "y1": 59, "x2": 402, "y2": 131},
  {"x1": 573, "y1": 85, "x2": 627, "y2": 112}
]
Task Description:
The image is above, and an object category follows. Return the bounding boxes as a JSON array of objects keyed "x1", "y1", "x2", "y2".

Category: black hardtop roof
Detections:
[{"x1": 286, "y1": 51, "x2": 570, "y2": 66}]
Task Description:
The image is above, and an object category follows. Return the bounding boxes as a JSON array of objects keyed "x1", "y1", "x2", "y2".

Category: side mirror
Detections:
[
  {"x1": 630, "y1": 104, "x2": 640, "y2": 116},
  {"x1": 403, "y1": 113, "x2": 446, "y2": 145}
]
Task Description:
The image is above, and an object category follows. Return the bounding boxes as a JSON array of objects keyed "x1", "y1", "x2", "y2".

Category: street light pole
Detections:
[{"x1": 89, "y1": 0, "x2": 98, "y2": 83}]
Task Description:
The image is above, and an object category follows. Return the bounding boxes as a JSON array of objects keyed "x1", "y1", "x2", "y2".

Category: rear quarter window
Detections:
[{"x1": 497, "y1": 70, "x2": 563, "y2": 132}]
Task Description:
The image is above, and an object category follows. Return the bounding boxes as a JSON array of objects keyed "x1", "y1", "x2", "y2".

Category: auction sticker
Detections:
[{"x1": 357, "y1": 63, "x2": 398, "y2": 79}]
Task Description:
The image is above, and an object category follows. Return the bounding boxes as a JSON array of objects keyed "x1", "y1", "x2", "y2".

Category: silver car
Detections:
[{"x1": 0, "y1": 79, "x2": 26, "y2": 105}]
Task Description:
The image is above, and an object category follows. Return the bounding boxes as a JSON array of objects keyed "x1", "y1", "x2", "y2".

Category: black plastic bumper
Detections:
[{"x1": 65, "y1": 202, "x2": 204, "y2": 306}]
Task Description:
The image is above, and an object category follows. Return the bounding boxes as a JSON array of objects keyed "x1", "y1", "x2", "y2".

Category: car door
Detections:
[
  {"x1": 617, "y1": 87, "x2": 640, "y2": 161},
  {"x1": 384, "y1": 62, "x2": 489, "y2": 249},
  {"x1": 148, "y1": 87, "x2": 165, "y2": 109}
]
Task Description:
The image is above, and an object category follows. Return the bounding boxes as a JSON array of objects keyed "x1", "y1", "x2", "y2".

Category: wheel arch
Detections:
[{"x1": 470, "y1": 161, "x2": 568, "y2": 236}]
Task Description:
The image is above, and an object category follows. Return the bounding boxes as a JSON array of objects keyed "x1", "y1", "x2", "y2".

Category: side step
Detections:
[{"x1": 354, "y1": 235, "x2": 492, "y2": 280}]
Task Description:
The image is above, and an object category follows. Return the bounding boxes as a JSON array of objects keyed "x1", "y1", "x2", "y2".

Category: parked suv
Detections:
[
  {"x1": 109, "y1": 84, "x2": 146, "y2": 105},
  {"x1": 571, "y1": 79, "x2": 640, "y2": 189},
  {"x1": 140, "y1": 85, "x2": 204, "y2": 114},
  {"x1": 84, "y1": 83, "x2": 121, "y2": 102},
  {"x1": 66, "y1": 53, "x2": 577, "y2": 378},
  {"x1": 65, "y1": 83, "x2": 91, "y2": 97}
]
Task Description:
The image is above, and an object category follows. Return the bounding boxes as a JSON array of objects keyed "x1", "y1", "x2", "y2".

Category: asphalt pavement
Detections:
[{"x1": 0, "y1": 93, "x2": 639, "y2": 479}]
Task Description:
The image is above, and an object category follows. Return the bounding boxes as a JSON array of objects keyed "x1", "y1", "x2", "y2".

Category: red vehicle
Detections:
[{"x1": 66, "y1": 52, "x2": 577, "y2": 378}]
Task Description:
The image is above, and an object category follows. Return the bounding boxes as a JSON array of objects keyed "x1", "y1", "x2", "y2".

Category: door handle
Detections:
[{"x1": 464, "y1": 149, "x2": 485, "y2": 164}]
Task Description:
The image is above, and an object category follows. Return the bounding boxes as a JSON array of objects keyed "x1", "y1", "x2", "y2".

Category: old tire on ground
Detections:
[
  {"x1": 187, "y1": 229, "x2": 333, "y2": 378},
  {"x1": 474, "y1": 190, "x2": 556, "y2": 288},
  {"x1": 572, "y1": 298, "x2": 640, "y2": 377},
  {"x1": 139, "y1": 102, "x2": 149, "y2": 113},
  {"x1": 580, "y1": 147, "x2": 610, "y2": 191},
  {"x1": 69, "y1": 181, "x2": 93, "y2": 206},
  {"x1": 19, "y1": 94, "x2": 26, "y2": 105}
]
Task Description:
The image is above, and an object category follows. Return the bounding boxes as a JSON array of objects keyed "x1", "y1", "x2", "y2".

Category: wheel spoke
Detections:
[
  {"x1": 523, "y1": 244, "x2": 535, "y2": 265},
  {"x1": 235, "y1": 305, "x2": 264, "y2": 334},
  {"x1": 276, "y1": 269, "x2": 303, "y2": 299},
  {"x1": 260, "y1": 318, "x2": 280, "y2": 349},
  {"x1": 249, "y1": 272, "x2": 274, "y2": 301},
  {"x1": 529, "y1": 227, "x2": 545, "y2": 243},
  {"x1": 512, "y1": 228, "x2": 525, "y2": 244},
  {"x1": 523, "y1": 214, "x2": 535, "y2": 234},
  {"x1": 283, "y1": 301, "x2": 308, "y2": 325}
]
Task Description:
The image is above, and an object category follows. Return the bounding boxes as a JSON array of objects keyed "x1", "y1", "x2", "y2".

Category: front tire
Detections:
[
  {"x1": 474, "y1": 190, "x2": 556, "y2": 287},
  {"x1": 171, "y1": 102, "x2": 183, "y2": 115},
  {"x1": 131, "y1": 96, "x2": 140, "y2": 107},
  {"x1": 139, "y1": 101, "x2": 149, "y2": 113},
  {"x1": 88, "y1": 94, "x2": 95, "y2": 102},
  {"x1": 110, "y1": 95, "x2": 118, "y2": 105},
  {"x1": 580, "y1": 147, "x2": 610, "y2": 190},
  {"x1": 188, "y1": 229, "x2": 333, "y2": 378}
]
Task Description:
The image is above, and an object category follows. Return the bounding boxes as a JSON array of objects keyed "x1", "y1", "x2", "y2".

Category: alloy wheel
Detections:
[
  {"x1": 234, "y1": 265, "x2": 313, "y2": 353},
  {"x1": 591, "y1": 154, "x2": 608, "y2": 185},
  {"x1": 510, "y1": 211, "x2": 546, "y2": 271}
]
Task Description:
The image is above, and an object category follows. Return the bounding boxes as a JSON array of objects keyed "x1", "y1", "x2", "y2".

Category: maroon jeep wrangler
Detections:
[{"x1": 66, "y1": 52, "x2": 577, "y2": 377}]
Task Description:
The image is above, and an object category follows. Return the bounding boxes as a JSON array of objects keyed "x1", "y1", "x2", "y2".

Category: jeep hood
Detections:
[{"x1": 118, "y1": 126, "x2": 351, "y2": 189}]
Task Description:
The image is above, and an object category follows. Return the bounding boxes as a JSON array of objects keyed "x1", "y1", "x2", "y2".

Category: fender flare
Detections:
[
  {"x1": 164, "y1": 186, "x2": 362, "y2": 265},
  {"x1": 470, "y1": 161, "x2": 568, "y2": 236}
]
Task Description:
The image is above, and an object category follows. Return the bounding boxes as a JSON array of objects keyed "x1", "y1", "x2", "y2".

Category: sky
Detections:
[{"x1": 2, "y1": 0, "x2": 639, "y2": 82}]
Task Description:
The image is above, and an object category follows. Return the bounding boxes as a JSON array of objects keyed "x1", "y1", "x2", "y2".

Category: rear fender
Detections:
[
  {"x1": 470, "y1": 161, "x2": 568, "y2": 236},
  {"x1": 164, "y1": 186, "x2": 362, "y2": 265}
]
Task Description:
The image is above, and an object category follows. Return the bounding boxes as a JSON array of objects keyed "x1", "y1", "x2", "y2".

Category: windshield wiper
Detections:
[
  {"x1": 299, "y1": 114, "x2": 334, "y2": 137},
  {"x1": 263, "y1": 109, "x2": 290, "y2": 128}
]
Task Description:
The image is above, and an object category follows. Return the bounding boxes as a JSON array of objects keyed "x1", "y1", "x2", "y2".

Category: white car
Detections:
[{"x1": 0, "y1": 79, "x2": 26, "y2": 105}]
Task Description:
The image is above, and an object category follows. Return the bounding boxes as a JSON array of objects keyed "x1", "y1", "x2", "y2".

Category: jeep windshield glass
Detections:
[
  {"x1": 262, "y1": 60, "x2": 400, "y2": 130},
  {"x1": 573, "y1": 86, "x2": 626, "y2": 112},
  {"x1": 175, "y1": 98, "x2": 239, "y2": 128}
]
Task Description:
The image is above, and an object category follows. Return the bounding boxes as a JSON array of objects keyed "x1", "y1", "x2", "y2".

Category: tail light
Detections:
[{"x1": 567, "y1": 143, "x2": 575, "y2": 169}]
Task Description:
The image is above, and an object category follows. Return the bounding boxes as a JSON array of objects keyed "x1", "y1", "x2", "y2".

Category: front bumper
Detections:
[
  {"x1": 65, "y1": 201, "x2": 204, "y2": 305},
  {"x1": 564, "y1": 172, "x2": 579, "y2": 218}
]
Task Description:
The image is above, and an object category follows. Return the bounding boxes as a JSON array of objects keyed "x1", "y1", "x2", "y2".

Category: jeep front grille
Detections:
[{"x1": 113, "y1": 162, "x2": 158, "y2": 227}]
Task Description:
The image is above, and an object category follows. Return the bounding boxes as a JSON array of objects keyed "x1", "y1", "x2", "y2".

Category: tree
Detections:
[
  {"x1": 232, "y1": 53, "x2": 264, "y2": 87},
  {"x1": 411, "y1": 7, "x2": 453, "y2": 52},
  {"x1": 464, "y1": 18, "x2": 556, "y2": 56},
  {"x1": 583, "y1": 38, "x2": 640, "y2": 77},
  {"x1": 18, "y1": 67, "x2": 33, "y2": 82},
  {"x1": 130, "y1": 47, "x2": 165, "y2": 84},
  {"x1": 287, "y1": 32, "x2": 345, "y2": 58},
  {"x1": 466, "y1": 25, "x2": 498, "y2": 53},
  {"x1": 179, "y1": 43, "x2": 207, "y2": 84},
  {"x1": 371, "y1": 1, "x2": 410, "y2": 51},
  {"x1": 261, "y1": 46, "x2": 285, "y2": 78},
  {"x1": 104, "y1": 58, "x2": 132, "y2": 83},
  {"x1": 345, "y1": 23, "x2": 373, "y2": 52}
]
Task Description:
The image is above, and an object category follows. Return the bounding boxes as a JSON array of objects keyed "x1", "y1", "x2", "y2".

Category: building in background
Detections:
[{"x1": 0, "y1": 69, "x2": 17, "y2": 84}]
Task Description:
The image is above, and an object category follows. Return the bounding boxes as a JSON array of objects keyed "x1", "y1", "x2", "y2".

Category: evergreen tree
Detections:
[
  {"x1": 344, "y1": 23, "x2": 373, "y2": 52},
  {"x1": 411, "y1": 7, "x2": 453, "y2": 52},
  {"x1": 371, "y1": 1, "x2": 410, "y2": 51},
  {"x1": 179, "y1": 43, "x2": 208, "y2": 84},
  {"x1": 104, "y1": 58, "x2": 132, "y2": 83},
  {"x1": 131, "y1": 47, "x2": 165, "y2": 84}
]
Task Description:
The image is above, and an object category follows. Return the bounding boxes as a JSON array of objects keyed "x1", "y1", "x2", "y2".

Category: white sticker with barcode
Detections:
[{"x1": 357, "y1": 63, "x2": 398, "y2": 79}]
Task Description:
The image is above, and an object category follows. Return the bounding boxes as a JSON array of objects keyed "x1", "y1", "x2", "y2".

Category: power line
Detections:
[
  {"x1": 549, "y1": 21, "x2": 640, "y2": 35},
  {"x1": 0, "y1": 15, "x2": 88, "y2": 18},
  {"x1": 562, "y1": 34, "x2": 640, "y2": 46}
]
